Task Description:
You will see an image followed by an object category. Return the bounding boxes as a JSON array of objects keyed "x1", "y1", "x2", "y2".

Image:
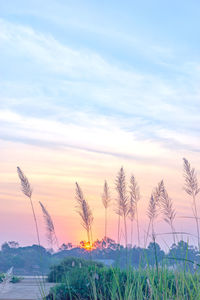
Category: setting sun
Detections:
[{"x1": 80, "y1": 241, "x2": 96, "y2": 251}]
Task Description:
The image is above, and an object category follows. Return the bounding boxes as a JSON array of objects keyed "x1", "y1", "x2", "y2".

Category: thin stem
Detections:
[
  {"x1": 131, "y1": 219, "x2": 133, "y2": 248},
  {"x1": 170, "y1": 220, "x2": 176, "y2": 245},
  {"x1": 192, "y1": 194, "x2": 200, "y2": 250},
  {"x1": 124, "y1": 214, "x2": 128, "y2": 268},
  {"x1": 124, "y1": 214, "x2": 127, "y2": 248},
  {"x1": 90, "y1": 225, "x2": 93, "y2": 244},
  {"x1": 145, "y1": 219, "x2": 151, "y2": 248},
  {"x1": 54, "y1": 235, "x2": 59, "y2": 250},
  {"x1": 105, "y1": 207, "x2": 107, "y2": 240},
  {"x1": 30, "y1": 196, "x2": 40, "y2": 246},
  {"x1": 87, "y1": 229, "x2": 90, "y2": 244},
  {"x1": 117, "y1": 214, "x2": 121, "y2": 245},
  {"x1": 135, "y1": 204, "x2": 140, "y2": 247},
  {"x1": 152, "y1": 222, "x2": 159, "y2": 278}
]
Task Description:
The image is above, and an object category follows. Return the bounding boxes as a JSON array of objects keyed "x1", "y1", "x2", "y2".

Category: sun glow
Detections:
[{"x1": 80, "y1": 241, "x2": 96, "y2": 251}]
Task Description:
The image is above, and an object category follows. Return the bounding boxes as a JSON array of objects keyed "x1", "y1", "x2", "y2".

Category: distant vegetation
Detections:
[{"x1": 0, "y1": 239, "x2": 199, "y2": 275}]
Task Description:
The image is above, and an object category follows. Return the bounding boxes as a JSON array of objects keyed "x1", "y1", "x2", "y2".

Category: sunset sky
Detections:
[{"x1": 0, "y1": 1, "x2": 200, "y2": 250}]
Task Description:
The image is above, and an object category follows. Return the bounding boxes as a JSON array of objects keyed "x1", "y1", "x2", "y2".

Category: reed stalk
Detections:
[
  {"x1": 145, "y1": 194, "x2": 157, "y2": 248},
  {"x1": 129, "y1": 175, "x2": 140, "y2": 247},
  {"x1": 159, "y1": 181, "x2": 176, "y2": 244},
  {"x1": 17, "y1": 167, "x2": 41, "y2": 246},
  {"x1": 102, "y1": 180, "x2": 111, "y2": 244},
  {"x1": 39, "y1": 201, "x2": 59, "y2": 250},
  {"x1": 183, "y1": 158, "x2": 200, "y2": 250},
  {"x1": 75, "y1": 182, "x2": 93, "y2": 245},
  {"x1": 115, "y1": 167, "x2": 129, "y2": 248}
]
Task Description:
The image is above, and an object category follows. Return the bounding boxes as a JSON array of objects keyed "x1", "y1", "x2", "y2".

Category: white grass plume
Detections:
[
  {"x1": 159, "y1": 181, "x2": 176, "y2": 243},
  {"x1": 17, "y1": 166, "x2": 32, "y2": 198},
  {"x1": 183, "y1": 158, "x2": 200, "y2": 249},
  {"x1": 102, "y1": 180, "x2": 111, "y2": 242},
  {"x1": 39, "y1": 201, "x2": 59, "y2": 250},
  {"x1": 147, "y1": 194, "x2": 157, "y2": 222},
  {"x1": 129, "y1": 175, "x2": 140, "y2": 246},
  {"x1": 115, "y1": 167, "x2": 129, "y2": 247},
  {"x1": 183, "y1": 158, "x2": 200, "y2": 196},
  {"x1": 75, "y1": 182, "x2": 93, "y2": 243},
  {"x1": 145, "y1": 180, "x2": 165, "y2": 247},
  {"x1": 153, "y1": 180, "x2": 164, "y2": 203},
  {"x1": 17, "y1": 167, "x2": 40, "y2": 246},
  {"x1": 145, "y1": 194, "x2": 157, "y2": 247},
  {"x1": 0, "y1": 267, "x2": 13, "y2": 294},
  {"x1": 102, "y1": 180, "x2": 111, "y2": 209}
]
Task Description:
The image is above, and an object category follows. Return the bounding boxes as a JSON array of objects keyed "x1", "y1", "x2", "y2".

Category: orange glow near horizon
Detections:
[
  {"x1": 1, "y1": 140, "x2": 200, "y2": 250},
  {"x1": 80, "y1": 241, "x2": 96, "y2": 251}
]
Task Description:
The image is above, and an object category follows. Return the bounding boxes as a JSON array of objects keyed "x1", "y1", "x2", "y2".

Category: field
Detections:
[{"x1": 46, "y1": 256, "x2": 200, "y2": 300}]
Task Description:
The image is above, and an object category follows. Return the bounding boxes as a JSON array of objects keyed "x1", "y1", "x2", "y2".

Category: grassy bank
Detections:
[{"x1": 46, "y1": 257, "x2": 200, "y2": 300}]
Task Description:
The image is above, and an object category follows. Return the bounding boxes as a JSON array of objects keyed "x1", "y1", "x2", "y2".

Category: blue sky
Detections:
[
  {"x1": 0, "y1": 1, "x2": 200, "y2": 151},
  {"x1": 0, "y1": 1, "x2": 200, "y2": 246}
]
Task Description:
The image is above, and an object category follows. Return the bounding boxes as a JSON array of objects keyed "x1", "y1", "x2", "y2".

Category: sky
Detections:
[{"x1": 0, "y1": 0, "x2": 200, "y2": 250}]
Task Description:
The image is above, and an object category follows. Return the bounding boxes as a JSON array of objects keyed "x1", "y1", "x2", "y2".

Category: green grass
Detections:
[
  {"x1": 46, "y1": 257, "x2": 200, "y2": 300},
  {"x1": 0, "y1": 273, "x2": 23, "y2": 283}
]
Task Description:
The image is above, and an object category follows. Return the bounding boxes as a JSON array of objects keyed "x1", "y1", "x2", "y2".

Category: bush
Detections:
[
  {"x1": 0, "y1": 273, "x2": 22, "y2": 283},
  {"x1": 47, "y1": 267, "x2": 146, "y2": 300},
  {"x1": 0, "y1": 273, "x2": 5, "y2": 282},
  {"x1": 10, "y1": 275, "x2": 23, "y2": 283},
  {"x1": 48, "y1": 257, "x2": 103, "y2": 283},
  {"x1": 47, "y1": 262, "x2": 200, "y2": 300}
]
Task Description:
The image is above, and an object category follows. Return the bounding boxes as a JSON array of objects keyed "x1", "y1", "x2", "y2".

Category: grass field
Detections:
[{"x1": 46, "y1": 256, "x2": 200, "y2": 300}]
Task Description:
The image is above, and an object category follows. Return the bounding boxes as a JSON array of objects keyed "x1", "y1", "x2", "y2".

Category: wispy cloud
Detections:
[
  {"x1": 0, "y1": 107, "x2": 199, "y2": 166},
  {"x1": 0, "y1": 18, "x2": 200, "y2": 162}
]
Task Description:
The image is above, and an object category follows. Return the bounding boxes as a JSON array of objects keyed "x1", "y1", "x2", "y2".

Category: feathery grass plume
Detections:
[
  {"x1": 147, "y1": 194, "x2": 157, "y2": 225},
  {"x1": 17, "y1": 167, "x2": 40, "y2": 246},
  {"x1": 153, "y1": 180, "x2": 164, "y2": 203},
  {"x1": 183, "y1": 158, "x2": 200, "y2": 249},
  {"x1": 115, "y1": 167, "x2": 129, "y2": 247},
  {"x1": 102, "y1": 180, "x2": 111, "y2": 243},
  {"x1": 75, "y1": 182, "x2": 93, "y2": 244},
  {"x1": 17, "y1": 166, "x2": 32, "y2": 198},
  {"x1": 39, "y1": 201, "x2": 59, "y2": 250},
  {"x1": 145, "y1": 194, "x2": 157, "y2": 247},
  {"x1": 147, "y1": 194, "x2": 159, "y2": 276},
  {"x1": 0, "y1": 267, "x2": 13, "y2": 293},
  {"x1": 145, "y1": 179, "x2": 164, "y2": 247},
  {"x1": 159, "y1": 181, "x2": 176, "y2": 244},
  {"x1": 129, "y1": 175, "x2": 140, "y2": 247},
  {"x1": 183, "y1": 158, "x2": 200, "y2": 196}
]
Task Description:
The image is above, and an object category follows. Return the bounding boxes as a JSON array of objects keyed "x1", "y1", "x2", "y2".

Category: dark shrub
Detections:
[{"x1": 48, "y1": 257, "x2": 103, "y2": 283}]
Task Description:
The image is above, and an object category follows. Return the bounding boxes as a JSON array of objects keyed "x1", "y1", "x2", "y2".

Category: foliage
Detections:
[
  {"x1": 1, "y1": 239, "x2": 200, "y2": 275},
  {"x1": 47, "y1": 260, "x2": 200, "y2": 300},
  {"x1": 48, "y1": 257, "x2": 103, "y2": 283},
  {"x1": 0, "y1": 273, "x2": 4, "y2": 282},
  {"x1": 0, "y1": 273, "x2": 22, "y2": 283},
  {"x1": 0, "y1": 242, "x2": 53, "y2": 275},
  {"x1": 10, "y1": 275, "x2": 23, "y2": 283}
]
